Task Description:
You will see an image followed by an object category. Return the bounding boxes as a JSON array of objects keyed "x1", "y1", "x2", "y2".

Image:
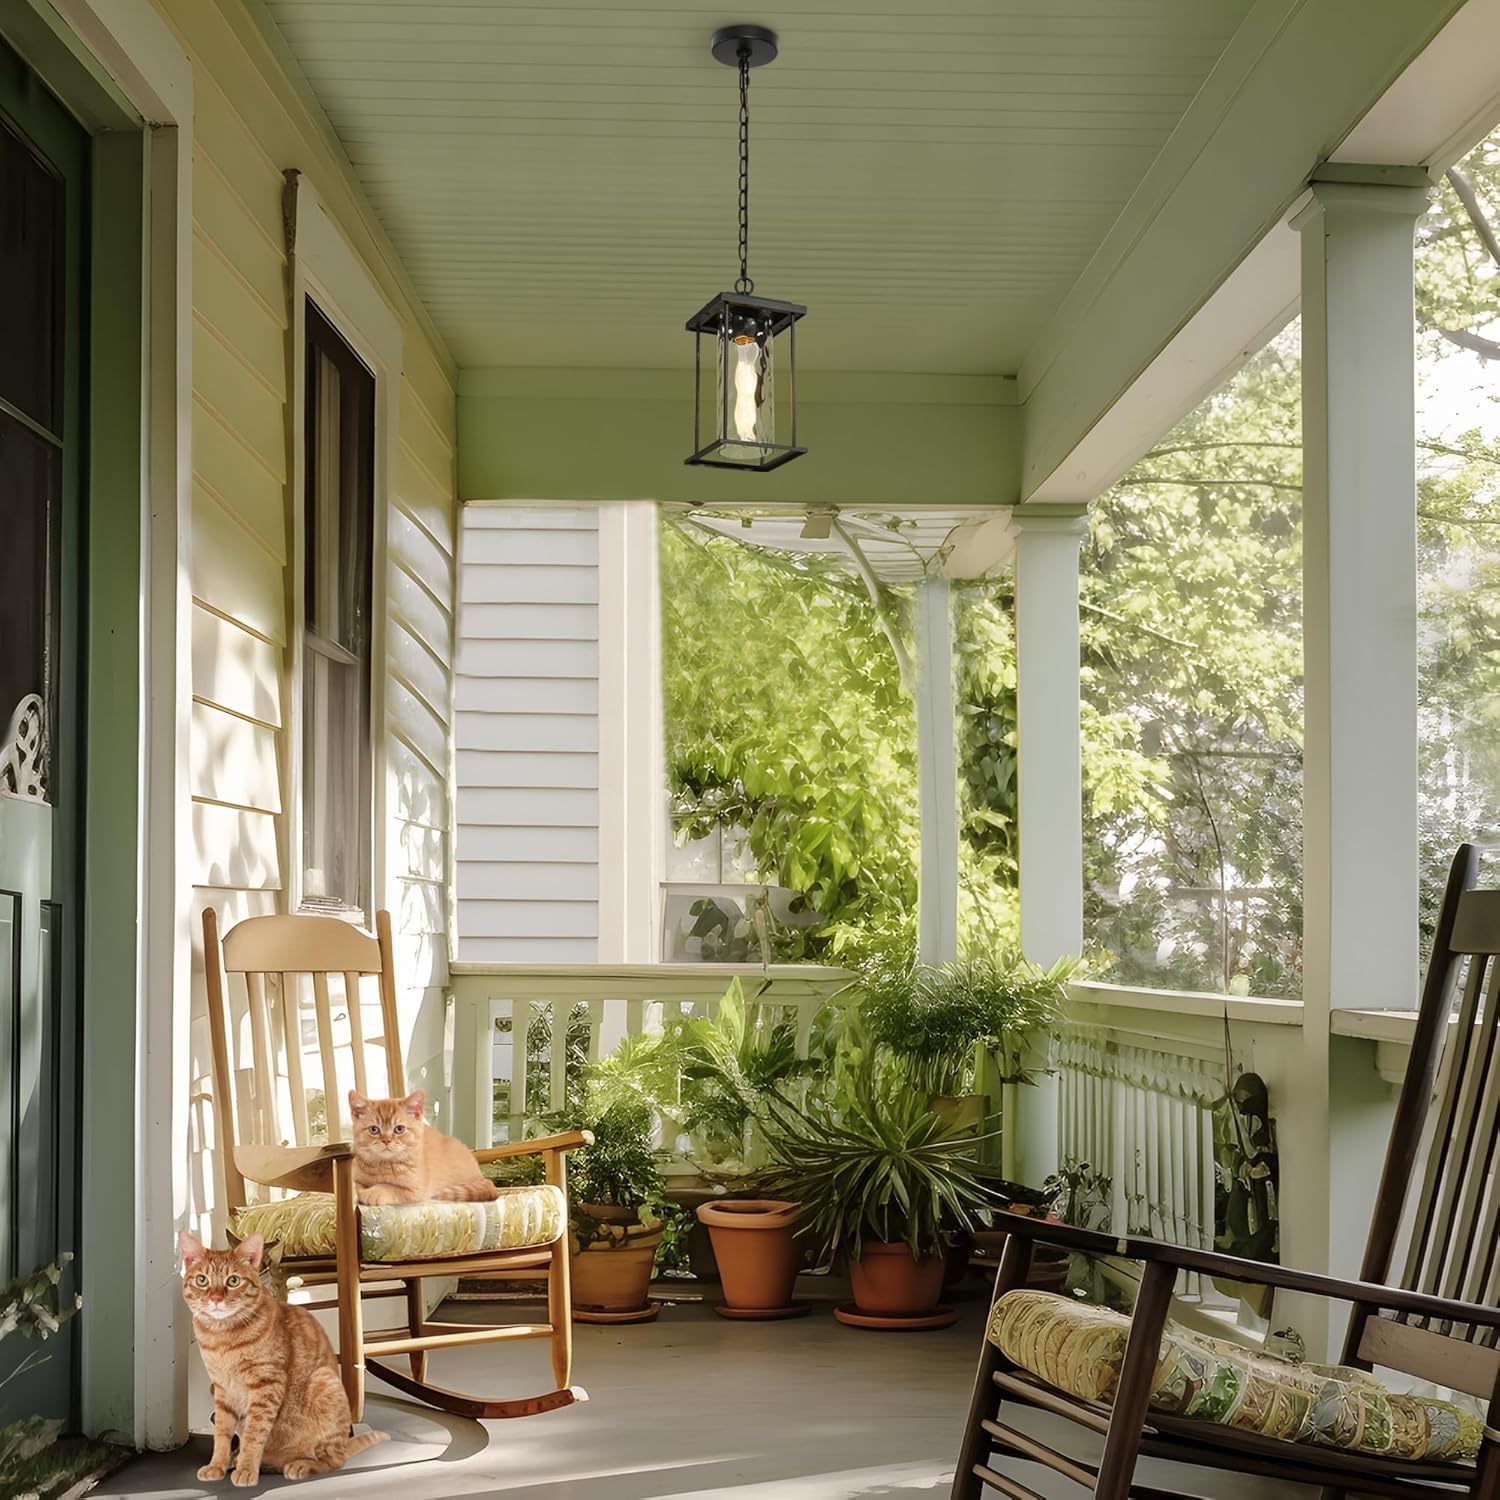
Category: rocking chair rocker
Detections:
[
  {"x1": 202, "y1": 907, "x2": 589, "y2": 1423},
  {"x1": 953, "y1": 842, "x2": 1500, "y2": 1498}
]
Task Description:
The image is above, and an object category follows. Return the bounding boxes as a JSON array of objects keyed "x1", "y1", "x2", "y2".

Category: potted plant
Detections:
[
  {"x1": 860, "y1": 952, "x2": 1073, "y2": 1136},
  {"x1": 658, "y1": 978, "x2": 815, "y2": 1297},
  {"x1": 763, "y1": 1062, "x2": 1001, "y2": 1330},
  {"x1": 565, "y1": 1101, "x2": 670, "y2": 1325}
]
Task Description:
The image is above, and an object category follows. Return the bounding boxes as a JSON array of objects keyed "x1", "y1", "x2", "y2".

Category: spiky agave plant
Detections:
[{"x1": 761, "y1": 1062, "x2": 1002, "y2": 1263}]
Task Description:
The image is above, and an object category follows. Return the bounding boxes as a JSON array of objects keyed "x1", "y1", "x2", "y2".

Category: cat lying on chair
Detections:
[
  {"x1": 349, "y1": 1088, "x2": 500, "y2": 1205},
  {"x1": 179, "y1": 1231, "x2": 385, "y2": 1486}
]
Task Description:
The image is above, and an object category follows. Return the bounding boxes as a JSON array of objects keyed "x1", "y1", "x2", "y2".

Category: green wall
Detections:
[{"x1": 459, "y1": 367, "x2": 1021, "y2": 507}]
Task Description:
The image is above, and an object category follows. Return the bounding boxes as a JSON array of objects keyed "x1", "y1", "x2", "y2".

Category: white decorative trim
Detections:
[{"x1": 0, "y1": 694, "x2": 47, "y2": 801}]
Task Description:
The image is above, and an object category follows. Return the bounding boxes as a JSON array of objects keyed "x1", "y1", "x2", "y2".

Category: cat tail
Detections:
[
  {"x1": 430, "y1": 1177, "x2": 500, "y2": 1202},
  {"x1": 346, "y1": 1429, "x2": 388, "y2": 1455}
]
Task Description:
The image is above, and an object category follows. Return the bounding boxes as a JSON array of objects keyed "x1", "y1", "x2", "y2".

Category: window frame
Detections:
[
  {"x1": 286, "y1": 174, "x2": 401, "y2": 925},
  {"x1": 299, "y1": 301, "x2": 375, "y2": 916}
]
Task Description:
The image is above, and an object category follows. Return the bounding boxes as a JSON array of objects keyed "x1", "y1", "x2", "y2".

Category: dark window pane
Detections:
[
  {"x1": 0, "y1": 416, "x2": 56, "y2": 783},
  {"x1": 0, "y1": 117, "x2": 61, "y2": 434},
  {"x1": 302, "y1": 301, "x2": 375, "y2": 914}
]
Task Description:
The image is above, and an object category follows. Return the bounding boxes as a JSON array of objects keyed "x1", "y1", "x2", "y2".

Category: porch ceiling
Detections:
[{"x1": 257, "y1": 0, "x2": 1252, "y2": 374}]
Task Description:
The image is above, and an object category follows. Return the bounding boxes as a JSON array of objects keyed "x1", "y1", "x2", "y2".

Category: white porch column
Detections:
[
  {"x1": 1287, "y1": 165, "x2": 1428, "y2": 1354},
  {"x1": 596, "y1": 502, "x2": 665, "y2": 962},
  {"x1": 916, "y1": 578, "x2": 959, "y2": 965},
  {"x1": 1011, "y1": 505, "x2": 1089, "y2": 1186}
]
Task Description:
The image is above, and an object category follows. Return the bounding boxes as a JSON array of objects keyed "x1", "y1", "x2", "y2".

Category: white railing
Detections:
[
  {"x1": 1055, "y1": 982, "x2": 1306, "y2": 1309},
  {"x1": 447, "y1": 962, "x2": 850, "y2": 1147}
]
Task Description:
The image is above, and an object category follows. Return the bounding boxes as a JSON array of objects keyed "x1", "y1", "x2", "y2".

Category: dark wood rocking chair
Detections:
[
  {"x1": 953, "y1": 843, "x2": 1500, "y2": 1499},
  {"x1": 202, "y1": 908, "x2": 589, "y2": 1423}
]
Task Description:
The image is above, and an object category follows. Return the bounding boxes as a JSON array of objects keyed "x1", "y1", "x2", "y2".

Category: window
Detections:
[{"x1": 301, "y1": 302, "x2": 375, "y2": 915}]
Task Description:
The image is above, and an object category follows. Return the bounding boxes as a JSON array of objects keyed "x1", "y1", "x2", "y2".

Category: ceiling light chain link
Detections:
[{"x1": 736, "y1": 44, "x2": 753, "y2": 295}]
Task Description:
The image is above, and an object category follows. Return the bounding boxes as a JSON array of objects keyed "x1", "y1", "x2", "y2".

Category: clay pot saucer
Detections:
[
  {"x1": 574, "y1": 1303, "x2": 660, "y2": 1325},
  {"x1": 713, "y1": 1301, "x2": 812, "y2": 1321},
  {"x1": 833, "y1": 1302, "x2": 958, "y2": 1331}
]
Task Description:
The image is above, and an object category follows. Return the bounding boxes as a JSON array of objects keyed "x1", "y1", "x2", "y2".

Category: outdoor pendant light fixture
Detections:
[{"x1": 686, "y1": 23, "x2": 806, "y2": 471}]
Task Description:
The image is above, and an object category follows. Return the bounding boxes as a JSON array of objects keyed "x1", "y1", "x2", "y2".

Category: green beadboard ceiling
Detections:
[{"x1": 260, "y1": 0, "x2": 1254, "y2": 374}]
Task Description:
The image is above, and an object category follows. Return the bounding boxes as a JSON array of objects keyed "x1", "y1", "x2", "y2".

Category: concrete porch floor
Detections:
[{"x1": 98, "y1": 1292, "x2": 1300, "y2": 1499}]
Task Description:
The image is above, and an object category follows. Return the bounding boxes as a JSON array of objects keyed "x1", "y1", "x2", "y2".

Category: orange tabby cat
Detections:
[
  {"x1": 348, "y1": 1088, "x2": 499, "y2": 1205},
  {"x1": 179, "y1": 1230, "x2": 385, "y2": 1486}
]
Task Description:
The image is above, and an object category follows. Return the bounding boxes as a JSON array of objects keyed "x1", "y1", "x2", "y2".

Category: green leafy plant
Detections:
[
  {"x1": 1042, "y1": 1159, "x2": 1114, "y2": 1231},
  {"x1": 860, "y1": 951, "x2": 1074, "y2": 1098},
  {"x1": 761, "y1": 1063, "x2": 1001, "y2": 1262},
  {"x1": 568, "y1": 1100, "x2": 662, "y2": 1213},
  {"x1": 0, "y1": 1255, "x2": 119, "y2": 1498},
  {"x1": 660, "y1": 979, "x2": 815, "y2": 1167}
]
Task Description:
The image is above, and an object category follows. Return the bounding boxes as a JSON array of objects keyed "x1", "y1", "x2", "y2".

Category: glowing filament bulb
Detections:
[{"x1": 732, "y1": 334, "x2": 761, "y2": 442}]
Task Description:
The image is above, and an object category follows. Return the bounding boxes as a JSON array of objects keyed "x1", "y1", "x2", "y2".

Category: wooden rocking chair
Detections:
[
  {"x1": 202, "y1": 908, "x2": 589, "y2": 1423},
  {"x1": 953, "y1": 843, "x2": 1500, "y2": 1499}
]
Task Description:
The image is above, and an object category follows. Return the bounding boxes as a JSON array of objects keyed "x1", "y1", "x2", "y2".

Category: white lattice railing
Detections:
[
  {"x1": 1055, "y1": 982, "x2": 1305, "y2": 1307},
  {"x1": 448, "y1": 962, "x2": 850, "y2": 1147}
]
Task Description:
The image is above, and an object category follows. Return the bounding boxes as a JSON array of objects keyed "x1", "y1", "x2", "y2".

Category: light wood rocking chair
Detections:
[
  {"x1": 954, "y1": 842, "x2": 1500, "y2": 1499},
  {"x1": 202, "y1": 908, "x2": 589, "y2": 1423}
]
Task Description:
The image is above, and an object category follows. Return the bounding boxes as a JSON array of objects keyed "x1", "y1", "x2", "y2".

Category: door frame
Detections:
[{"x1": 0, "y1": 0, "x2": 192, "y2": 1448}]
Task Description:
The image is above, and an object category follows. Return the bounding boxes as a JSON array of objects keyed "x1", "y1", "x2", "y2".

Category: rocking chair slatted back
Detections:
[
  {"x1": 204, "y1": 908, "x2": 404, "y2": 1214},
  {"x1": 1346, "y1": 843, "x2": 1500, "y2": 1391}
]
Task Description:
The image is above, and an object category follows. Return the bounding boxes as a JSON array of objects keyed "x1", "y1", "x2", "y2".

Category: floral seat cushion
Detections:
[
  {"x1": 232, "y1": 1185, "x2": 566, "y2": 1263},
  {"x1": 989, "y1": 1290, "x2": 1480, "y2": 1464}
]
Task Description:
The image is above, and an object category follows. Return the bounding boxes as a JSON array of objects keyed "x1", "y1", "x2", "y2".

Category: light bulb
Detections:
[{"x1": 732, "y1": 335, "x2": 761, "y2": 443}]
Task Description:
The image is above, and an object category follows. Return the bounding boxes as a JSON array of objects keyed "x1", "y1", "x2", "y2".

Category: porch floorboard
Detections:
[{"x1": 96, "y1": 1295, "x2": 1299, "y2": 1498}]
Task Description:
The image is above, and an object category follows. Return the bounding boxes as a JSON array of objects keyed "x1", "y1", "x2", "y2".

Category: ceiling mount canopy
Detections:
[{"x1": 685, "y1": 23, "x2": 807, "y2": 474}]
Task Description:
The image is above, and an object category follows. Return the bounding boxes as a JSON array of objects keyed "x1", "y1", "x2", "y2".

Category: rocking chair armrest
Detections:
[
  {"x1": 234, "y1": 1141, "x2": 355, "y2": 1195},
  {"x1": 980, "y1": 1210, "x2": 1500, "y2": 1331},
  {"x1": 473, "y1": 1129, "x2": 593, "y2": 1164}
]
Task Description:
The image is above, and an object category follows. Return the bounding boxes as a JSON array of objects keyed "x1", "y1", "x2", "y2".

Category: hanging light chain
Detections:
[{"x1": 736, "y1": 44, "x2": 753, "y2": 295}]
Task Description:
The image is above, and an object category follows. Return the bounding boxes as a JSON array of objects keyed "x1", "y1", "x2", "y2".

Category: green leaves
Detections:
[
  {"x1": 858, "y1": 951, "x2": 1072, "y2": 1097},
  {"x1": 761, "y1": 1062, "x2": 1001, "y2": 1262}
]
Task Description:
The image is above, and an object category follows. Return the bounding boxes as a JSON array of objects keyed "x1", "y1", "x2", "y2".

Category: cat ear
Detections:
[
  {"x1": 177, "y1": 1229, "x2": 205, "y2": 1265},
  {"x1": 403, "y1": 1089, "x2": 425, "y2": 1119},
  {"x1": 231, "y1": 1231, "x2": 264, "y2": 1268},
  {"x1": 349, "y1": 1090, "x2": 369, "y2": 1118}
]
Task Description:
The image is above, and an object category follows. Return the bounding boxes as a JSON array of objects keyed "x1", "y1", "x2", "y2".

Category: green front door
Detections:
[{"x1": 0, "y1": 36, "x2": 86, "y2": 1424}]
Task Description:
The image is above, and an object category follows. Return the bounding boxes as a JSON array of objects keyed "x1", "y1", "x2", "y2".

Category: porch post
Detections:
[
  {"x1": 1011, "y1": 505, "x2": 1089, "y2": 1187},
  {"x1": 915, "y1": 577, "x2": 959, "y2": 965},
  {"x1": 1288, "y1": 165, "x2": 1428, "y2": 1352}
]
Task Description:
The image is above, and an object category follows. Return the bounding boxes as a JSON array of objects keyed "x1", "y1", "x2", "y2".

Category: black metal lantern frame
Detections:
[
  {"x1": 686, "y1": 291, "x2": 805, "y2": 471},
  {"x1": 685, "y1": 25, "x2": 807, "y2": 472}
]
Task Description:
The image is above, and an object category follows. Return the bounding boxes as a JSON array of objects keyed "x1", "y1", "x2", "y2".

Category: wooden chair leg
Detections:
[
  {"x1": 547, "y1": 1233, "x2": 573, "y2": 1391},
  {"x1": 333, "y1": 1157, "x2": 365, "y2": 1423},
  {"x1": 405, "y1": 1278, "x2": 429, "y2": 1383},
  {"x1": 1474, "y1": 1436, "x2": 1500, "y2": 1500},
  {"x1": 951, "y1": 1235, "x2": 1033, "y2": 1500},
  {"x1": 1091, "y1": 1260, "x2": 1174, "y2": 1500}
]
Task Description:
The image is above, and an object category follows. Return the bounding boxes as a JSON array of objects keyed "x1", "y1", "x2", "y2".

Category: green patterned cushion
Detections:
[
  {"x1": 233, "y1": 1185, "x2": 566, "y2": 1262},
  {"x1": 989, "y1": 1290, "x2": 1480, "y2": 1464}
]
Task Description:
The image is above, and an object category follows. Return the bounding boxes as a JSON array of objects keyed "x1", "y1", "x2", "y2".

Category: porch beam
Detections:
[
  {"x1": 1284, "y1": 164, "x2": 1429, "y2": 1357},
  {"x1": 1011, "y1": 505, "x2": 1089, "y2": 1186},
  {"x1": 1018, "y1": 0, "x2": 1461, "y2": 501}
]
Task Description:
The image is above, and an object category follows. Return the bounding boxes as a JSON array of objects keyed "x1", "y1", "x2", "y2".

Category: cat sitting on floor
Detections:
[
  {"x1": 225, "y1": 1228, "x2": 292, "y2": 1301},
  {"x1": 179, "y1": 1231, "x2": 385, "y2": 1486},
  {"x1": 348, "y1": 1088, "x2": 499, "y2": 1206}
]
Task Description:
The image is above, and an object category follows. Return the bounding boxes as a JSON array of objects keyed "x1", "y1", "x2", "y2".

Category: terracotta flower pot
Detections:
[
  {"x1": 848, "y1": 1241, "x2": 946, "y2": 1316},
  {"x1": 696, "y1": 1199, "x2": 801, "y2": 1311},
  {"x1": 570, "y1": 1208, "x2": 663, "y2": 1315}
]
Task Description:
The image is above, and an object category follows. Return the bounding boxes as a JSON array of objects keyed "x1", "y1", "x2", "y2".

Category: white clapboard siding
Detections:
[{"x1": 456, "y1": 505, "x2": 602, "y2": 961}]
